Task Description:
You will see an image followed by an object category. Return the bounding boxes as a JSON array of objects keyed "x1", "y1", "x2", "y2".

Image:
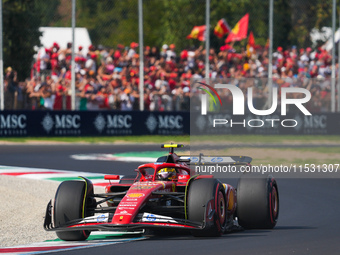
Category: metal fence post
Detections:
[
  {"x1": 0, "y1": 0, "x2": 3, "y2": 111},
  {"x1": 331, "y1": 0, "x2": 336, "y2": 112},
  {"x1": 205, "y1": 0, "x2": 210, "y2": 82},
  {"x1": 268, "y1": 0, "x2": 273, "y2": 109},
  {"x1": 338, "y1": 5, "x2": 340, "y2": 112},
  {"x1": 71, "y1": 0, "x2": 76, "y2": 111},
  {"x1": 138, "y1": 0, "x2": 144, "y2": 111}
]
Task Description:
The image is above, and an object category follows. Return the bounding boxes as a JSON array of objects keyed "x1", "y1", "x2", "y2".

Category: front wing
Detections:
[
  {"x1": 44, "y1": 201, "x2": 216, "y2": 233},
  {"x1": 44, "y1": 212, "x2": 204, "y2": 233}
]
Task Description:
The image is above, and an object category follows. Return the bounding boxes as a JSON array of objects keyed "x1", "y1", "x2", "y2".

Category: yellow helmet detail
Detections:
[{"x1": 156, "y1": 168, "x2": 176, "y2": 181}]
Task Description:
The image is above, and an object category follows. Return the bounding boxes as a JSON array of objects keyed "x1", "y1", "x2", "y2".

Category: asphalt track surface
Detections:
[{"x1": 1, "y1": 144, "x2": 340, "y2": 255}]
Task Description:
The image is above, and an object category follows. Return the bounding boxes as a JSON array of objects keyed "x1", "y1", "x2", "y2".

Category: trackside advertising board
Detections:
[
  {"x1": 0, "y1": 111, "x2": 189, "y2": 137},
  {"x1": 0, "y1": 110, "x2": 339, "y2": 137}
]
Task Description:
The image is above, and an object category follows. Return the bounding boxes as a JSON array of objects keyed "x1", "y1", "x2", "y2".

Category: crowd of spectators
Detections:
[{"x1": 3, "y1": 40, "x2": 336, "y2": 112}]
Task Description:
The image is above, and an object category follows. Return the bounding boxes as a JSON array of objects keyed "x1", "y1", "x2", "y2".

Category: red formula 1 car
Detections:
[{"x1": 44, "y1": 144, "x2": 279, "y2": 241}]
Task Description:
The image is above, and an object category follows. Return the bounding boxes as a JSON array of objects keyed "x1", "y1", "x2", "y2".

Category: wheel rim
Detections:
[
  {"x1": 271, "y1": 186, "x2": 278, "y2": 219},
  {"x1": 217, "y1": 191, "x2": 226, "y2": 225}
]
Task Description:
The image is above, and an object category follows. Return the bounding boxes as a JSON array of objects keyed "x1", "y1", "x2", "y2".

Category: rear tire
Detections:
[
  {"x1": 236, "y1": 174, "x2": 279, "y2": 229},
  {"x1": 187, "y1": 178, "x2": 226, "y2": 237},
  {"x1": 54, "y1": 180, "x2": 94, "y2": 241}
]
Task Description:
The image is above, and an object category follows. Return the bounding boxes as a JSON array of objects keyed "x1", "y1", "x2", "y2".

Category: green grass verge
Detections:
[
  {"x1": 1, "y1": 135, "x2": 340, "y2": 144},
  {"x1": 0, "y1": 135, "x2": 190, "y2": 144}
]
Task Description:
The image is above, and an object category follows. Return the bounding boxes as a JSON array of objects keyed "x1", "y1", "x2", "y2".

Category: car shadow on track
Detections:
[
  {"x1": 146, "y1": 234, "x2": 269, "y2": 241},
  {"x1": 273, "y1": 226, "x2": 316, "y2": 230},
  {"x1": 143, "y1": 225, "x2": 315, "y2": 241},
  {"x1": 145, "y1": 229, "x2": 270, "y2": 241}
]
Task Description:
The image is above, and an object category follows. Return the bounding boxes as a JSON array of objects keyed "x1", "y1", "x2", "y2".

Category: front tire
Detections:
[
  {"x1": 187, "y1": 178, "x2": 227, "y2": 237},
  {"x1": 54, "y1": 179, "x2": 94, "y2": 241},
  {"x1": 236, "y1": 174, "x2": 279, "y2": 229}
]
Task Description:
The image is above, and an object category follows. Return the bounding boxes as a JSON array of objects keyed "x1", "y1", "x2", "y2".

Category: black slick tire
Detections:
[
  {"x1": 54, "y1": 180, "x2": 93, "y2": 241},
  {"x1": 187, "y1": 178, "x2": 227, "y2": 237},
  {"x1": 236, "y1": 174, "x2": 279, "y2": 229}
]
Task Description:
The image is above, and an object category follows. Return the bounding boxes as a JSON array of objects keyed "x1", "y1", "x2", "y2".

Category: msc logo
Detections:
[
  {"x1": 0, "y1": 114, "x2": 26, "y2": 129},
  {"x1": 145, "y1": 114, "x2": 183, "y2": 133},
  {"x1": 41, "y1": 114, "x2": 80, "y2": 133},
  {"x1": 94, "y1": 114, "x2": 132, "y2": 133}
]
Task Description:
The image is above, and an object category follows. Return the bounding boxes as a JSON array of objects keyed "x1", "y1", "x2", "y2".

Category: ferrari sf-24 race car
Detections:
[{"x1": 44, "y1": 144, "x2": 279, "y2": 240}]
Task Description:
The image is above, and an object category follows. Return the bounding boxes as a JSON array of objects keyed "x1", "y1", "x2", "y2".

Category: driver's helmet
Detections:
[{"x1": 156, "y1": 168, "x2": 176, "y2": 181}]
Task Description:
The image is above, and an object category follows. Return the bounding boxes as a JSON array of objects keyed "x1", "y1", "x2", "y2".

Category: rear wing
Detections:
[
  {"x1": 178, "y1": 154, "x2": 252, "y2": 165},
  {"x1": 159, "y1": 144, "x2": 252, "y2": 165}
]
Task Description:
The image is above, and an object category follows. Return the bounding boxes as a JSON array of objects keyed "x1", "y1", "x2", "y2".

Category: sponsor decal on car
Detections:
[
  {"x1": 139, "y1": 212, "x2": 179, "y2": 224},
  {"x1": 78, "y1": 213, "x2": 110, "y2": 224},
  {"x1": 131, "y1": 182, "x2": 166, "y2": 190},
  {"x1": 145, "y1": 214, "x2": 157, "y2": 221},
  {"x1": 191, "y1": 157, "x2": 199, "y2": 162},
  {"x1": 97, "y1": 214, "x2": 107, "y2": 222},
  {"x1": 117, "y1": 207, "x2": 132, "y2": 210},
  {"x1": 127, "y1": 193, "x2": 145, "y2": 198},
  {"x1": 119, "y1": 202, "x2": 138, "y2": 206},
  {"x1": 116, "y1": 210, "x2": 132, "y2": 215},
  {"x1": 131, "y1": 185, "x2": 155, "y2": 190},
  {"x1": 178, "y1": 175, "x2": 189, "y2": 180},
  {"x1": 126, "y1": 198, "x2": 138, "y2": 201},
  {"x1": 211, "y1": 157, "x2": 223, "y2": 163}
]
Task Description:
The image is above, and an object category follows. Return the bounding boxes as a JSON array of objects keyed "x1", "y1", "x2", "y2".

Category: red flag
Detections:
[
  {"x1": 214, "y1": 18, "x2": 231, "y2": 38},
  {"x1": 187, "y1": 25, "x2": 206, "y2": 41},
  {"x1": 248, "y1": 31, "x2": 255, "y2": 47},
  {"x1": 225, "y1": 13, "x2": 249, "y2": 43},
  {"x1": 247, "y1": 31, "x2": 256, "y2": 57}
]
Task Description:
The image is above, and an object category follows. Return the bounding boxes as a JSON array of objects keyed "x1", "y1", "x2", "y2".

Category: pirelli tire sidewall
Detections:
[
  {"x1": 188, "y1": 178, "x2": 227, "y2": 237},
  {"x1": 53, "y1": 179, "x2": 94, "y2": 241},
  {"x1": 236, "y1": 174, "x2": 279, "y2": 229}
]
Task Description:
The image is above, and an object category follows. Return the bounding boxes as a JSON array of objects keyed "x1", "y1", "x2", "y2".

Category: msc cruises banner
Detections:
[
  {"x1": 0, "y1": 111, "x2": 190, "y2": 137},
  {"x1": 0, "y1": 111, "x2": 339, "y2": 137}
]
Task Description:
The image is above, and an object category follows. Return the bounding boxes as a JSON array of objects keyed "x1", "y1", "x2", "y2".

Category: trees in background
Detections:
[
  {"x1": 1, "y1": 0, "x2": 338, "y2": 80},
  {"x1": 74, "y1": 0, "x2": 337, "y2": 50},
  {"x1": 3, "y1": 0, "x2": 42, "y2": 81}
]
